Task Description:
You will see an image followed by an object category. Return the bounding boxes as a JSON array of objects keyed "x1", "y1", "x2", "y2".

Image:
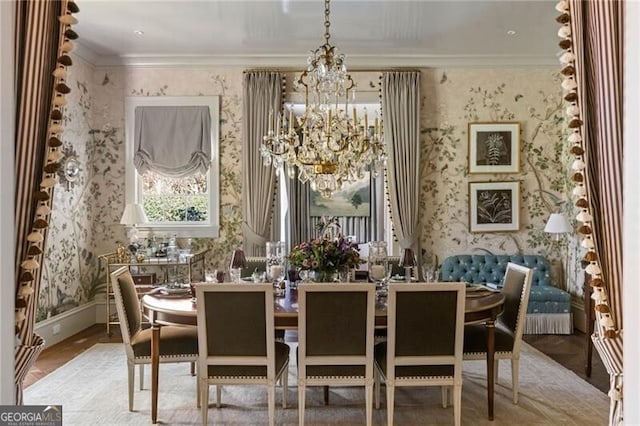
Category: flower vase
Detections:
[{"x1": 313, "y1": 270, "x2": 338, "y2": 283}]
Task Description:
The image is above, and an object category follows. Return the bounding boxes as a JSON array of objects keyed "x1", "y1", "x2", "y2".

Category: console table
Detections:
[{"x1": 99, "y1": 248, "x2": 208, "y2": 335}]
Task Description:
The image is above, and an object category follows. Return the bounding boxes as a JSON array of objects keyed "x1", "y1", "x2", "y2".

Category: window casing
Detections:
[{"x1": 125, "y1": 96, "x2": 220, "y2": 238}]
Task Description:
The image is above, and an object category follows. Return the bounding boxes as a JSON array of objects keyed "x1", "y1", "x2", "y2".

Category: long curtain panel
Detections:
[
  {"x1": 14, "y1": 0, "x2": 77, "y2": 404},
  {"x1": 242, "y1": 71, "x2": 282, "y2": 256},
  {"x1": 286, "y1": 176, "x2": 310, "y2": 249},
  {"x1": 381, "y1": 71, "x2": 422, "y2": 264},
  {"x1": 563, "y1": 1, "x2": 624, "y2": 423}
]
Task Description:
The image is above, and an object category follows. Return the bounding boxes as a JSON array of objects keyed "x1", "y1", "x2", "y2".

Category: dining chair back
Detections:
[
  {"x1": 195, "y1": 283, "x2": 289, "y2": 426},
  {"x1": 463, "y1": 262, "x2": 533, "y2": 403},
  {"x1": 375, "y1": 282, "x2": 466, "y2": 426},
  {"x1": 110, "y1": 266, "x2": 198, "y2": 411},
  {"x1": 297, "y1": 282, "x2": 376, "y2": 426}
]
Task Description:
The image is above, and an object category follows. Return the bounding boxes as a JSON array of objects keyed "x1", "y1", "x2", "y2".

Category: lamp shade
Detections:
[
  {"x1": 400, "y1": 248, "x2": 417, "y2": 267},
  {"x1": 230, "y1": 249, "x2": 247, "y2": 269},
  {"x1": 120, "y1": 203, "x2": 148, "y2": 226},
  {"x1": 544, "y1": 213, "x2": 572, "y2": 234}
]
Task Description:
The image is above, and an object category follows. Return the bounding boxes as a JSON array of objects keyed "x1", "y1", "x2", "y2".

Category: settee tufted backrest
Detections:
[{"x1": 439, "y1": 254, "x2": 552, "y2": 287}]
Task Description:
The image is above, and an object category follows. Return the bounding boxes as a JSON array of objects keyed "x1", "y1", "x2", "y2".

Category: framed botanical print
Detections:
[
  {"x1": 469, "y1": 181, "x2": 520, "y2": 232},
  {"x1": 468, "y1": 122, "x2": 520, "y2": 173}
]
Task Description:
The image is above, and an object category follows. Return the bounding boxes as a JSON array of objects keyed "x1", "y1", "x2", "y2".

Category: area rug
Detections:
[{"x1": 24, "y1": 342, "x2": 608, "y2": 425}]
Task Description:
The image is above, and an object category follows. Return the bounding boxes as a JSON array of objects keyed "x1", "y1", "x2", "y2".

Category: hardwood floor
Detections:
[{"x1": 24, "y1": 324, "x2": 609, "y2": 394}]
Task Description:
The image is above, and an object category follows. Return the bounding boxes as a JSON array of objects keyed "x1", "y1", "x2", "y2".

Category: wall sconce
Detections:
[
  {"x1": 120, "y1": 203, "x2": 148, "y2": 244},
  {"x1": 58, "y1": 146, "x2": 81, "y2": 190},
  {"x1": 544, "y1": 213, "x2": 572, "y2": 241}
]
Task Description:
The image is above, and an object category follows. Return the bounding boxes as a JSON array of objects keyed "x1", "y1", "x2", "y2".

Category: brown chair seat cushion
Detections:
[
  {"x1": 131, "y1": 326, "x2": 198, "y2": 358},
  {"x1": 462, "y1": 322, "x2": 515, "y2": 354},
  {"x1": 374, "y1": 342, "x2": 454, "y2": 378},
  {"x1": 206, "y1": 341, "x2": 290, "y2": 378}
]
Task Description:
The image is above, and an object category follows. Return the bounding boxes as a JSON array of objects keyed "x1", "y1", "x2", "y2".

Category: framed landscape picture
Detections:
[
  {"x1": 310, "y1": 172, "x2": 370, "y2": 217},
  {"x1": 469, "y1": 181, "x2": 520, "y2": 232},
  {"x1": 468, "y1": 122, "x2": 520, "y2": 173}
]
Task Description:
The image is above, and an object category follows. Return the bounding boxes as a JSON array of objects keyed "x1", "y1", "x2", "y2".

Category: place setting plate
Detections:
[{"x1": 150, "y1": 284, "x2": 191, "y2": 297}]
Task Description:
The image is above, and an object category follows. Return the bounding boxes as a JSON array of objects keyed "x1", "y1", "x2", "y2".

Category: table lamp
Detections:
[
  {"x1": 229, "y1": 249, "x2": 246, "y2": 282},
  {"x1": 544, "y1": 213, "x2": 572, "y2": 241},
  {"x1": 120, "y1": 203, "x2": 148, "y2": 244},
  {"x1": 400, "y1": 248, "x2": 417, "y2": 282}
]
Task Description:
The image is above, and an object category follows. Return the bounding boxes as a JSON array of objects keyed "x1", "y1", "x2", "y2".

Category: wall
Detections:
[
  {"x1": 39, "y1": 64, "x2": 582, "y2": 327},
  {"x1": 418, "y1": 68, "x2": 580, "y2": 296}
]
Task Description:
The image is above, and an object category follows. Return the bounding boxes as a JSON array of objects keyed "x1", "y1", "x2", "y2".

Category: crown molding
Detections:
[{"x1": 77, "y1": 46, "x2": 558, "y2": 70}]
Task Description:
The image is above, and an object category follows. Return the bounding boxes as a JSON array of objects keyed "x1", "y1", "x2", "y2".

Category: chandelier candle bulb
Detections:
[{"x1": 289, "y1": 109, "x2": 293, "y2": 132}]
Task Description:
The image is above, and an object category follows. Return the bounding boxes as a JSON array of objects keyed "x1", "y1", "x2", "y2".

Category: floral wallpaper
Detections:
[
  {"x1": 38, "y1": 62, "x2": 580, "y2": 323},
  {"x1": 417, "y1": 69, "x2": 580, "y2": 297}
]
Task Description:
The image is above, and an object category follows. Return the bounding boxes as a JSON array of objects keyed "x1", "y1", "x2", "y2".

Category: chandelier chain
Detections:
[{"x1": 324, "y1": 0, "x2": 331, "y2": 45}]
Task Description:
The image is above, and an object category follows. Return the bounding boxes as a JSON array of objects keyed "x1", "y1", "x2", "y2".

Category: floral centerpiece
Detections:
[{"x1": 288, "y1": 235, "x2": 363, "y2": 282}]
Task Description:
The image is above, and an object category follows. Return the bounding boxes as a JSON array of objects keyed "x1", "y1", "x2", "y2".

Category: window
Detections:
[{"x1": 125, "y1": 96, "x2": 220, "y2": 238}]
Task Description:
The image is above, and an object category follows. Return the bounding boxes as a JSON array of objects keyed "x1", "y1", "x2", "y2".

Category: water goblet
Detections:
[{"x1": 229, "y1": 267, "x2": 241, "y2": 283}]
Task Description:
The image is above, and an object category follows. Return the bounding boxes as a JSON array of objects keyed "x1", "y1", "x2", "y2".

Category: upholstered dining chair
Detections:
[
  {"x1": 374, "y1": 282, "x2": 466, "y2": 426},
  {"x1": 463, "y1": 262, "x2": 533, "y2": 404},
  {"x1": 110, "y1": 266, "x2": 199, "y2": 411},
  {"x1": 297, "y1": 282, "x2": 376, "y2": 426},
  {"x1": 195, "y1": 283, "x2": 290, "y2": 426}
]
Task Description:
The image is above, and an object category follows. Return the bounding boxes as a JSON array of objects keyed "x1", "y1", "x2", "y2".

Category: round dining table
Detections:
[{"x1": 141, "y1": 282, "x2": 505, "y2": 424}]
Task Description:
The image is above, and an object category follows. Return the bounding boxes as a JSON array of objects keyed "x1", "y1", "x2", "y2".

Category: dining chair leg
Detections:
[
  {"x1": 281, "y1": 367, "x2": 288, "y2": 408},
  {"x1": 196, "y1": 364, "x2": 200, "y2": 408},
  {"x1": 190, "y1": 361, "x2": 195, "y2": 376},
  {"x1": 268, "y1": 385, "x2": 275, "y2": 426},
  {"x1": 323, "y1": 385, "x2": 329, "y2": 405},
  {"x1": 386, "y1": 384, "x2": 395, "y2": 426},
  {"x1": 441, "y1": 386, "x2": 448, "y2": 408},
  {"x1": 512, "y1": 358, "x2": 520, "y2": 404},
  {"x1": 453, "y1": 383, "x2": 462, "y2": 426},
  {"x1": 374, "y1": 369, "x2": 381, "y2": 409},
  {"x1": 200, "y1": 379, "x2": 209, "y2": 425},
  {"x1": 127, "y1": 363, "x2": 135, "y2": 411},
  {"x1": 216, "y1": 385, "x2": 222, "y2": 408},
  {"x1": 139, "y1": 364, "x2": 144, "y2": 390},
  {"x1": 365, "y1": 383, "x2": 373, "y2": 426},
  {"x1": 298, "y1": 385, "x2": 306, "y2": 426}
]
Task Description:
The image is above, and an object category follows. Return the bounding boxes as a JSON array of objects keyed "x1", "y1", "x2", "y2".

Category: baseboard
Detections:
[{"x1": 35, "y1": 302, "x2": 98, "y2": 349}]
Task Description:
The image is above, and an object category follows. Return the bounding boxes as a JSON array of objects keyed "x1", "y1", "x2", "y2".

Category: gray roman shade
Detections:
[{"x1": 134, "y1": 106, "x2": 211, "y2": 177}]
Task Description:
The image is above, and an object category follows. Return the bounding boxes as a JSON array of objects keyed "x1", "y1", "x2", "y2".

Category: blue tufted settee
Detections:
[{"x1": 440, "y1": 254, "x2": 572, "y2": 335}]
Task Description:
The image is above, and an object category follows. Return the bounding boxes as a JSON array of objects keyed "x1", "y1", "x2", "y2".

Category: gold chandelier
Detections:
[{"x1": 260, "y1": 0, "x2": 386, "y2": 198}]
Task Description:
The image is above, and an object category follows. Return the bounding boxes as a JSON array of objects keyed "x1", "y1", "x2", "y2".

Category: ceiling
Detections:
[{"x1": 73, "y1": 0, "x2": 561, "y2": 68}]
